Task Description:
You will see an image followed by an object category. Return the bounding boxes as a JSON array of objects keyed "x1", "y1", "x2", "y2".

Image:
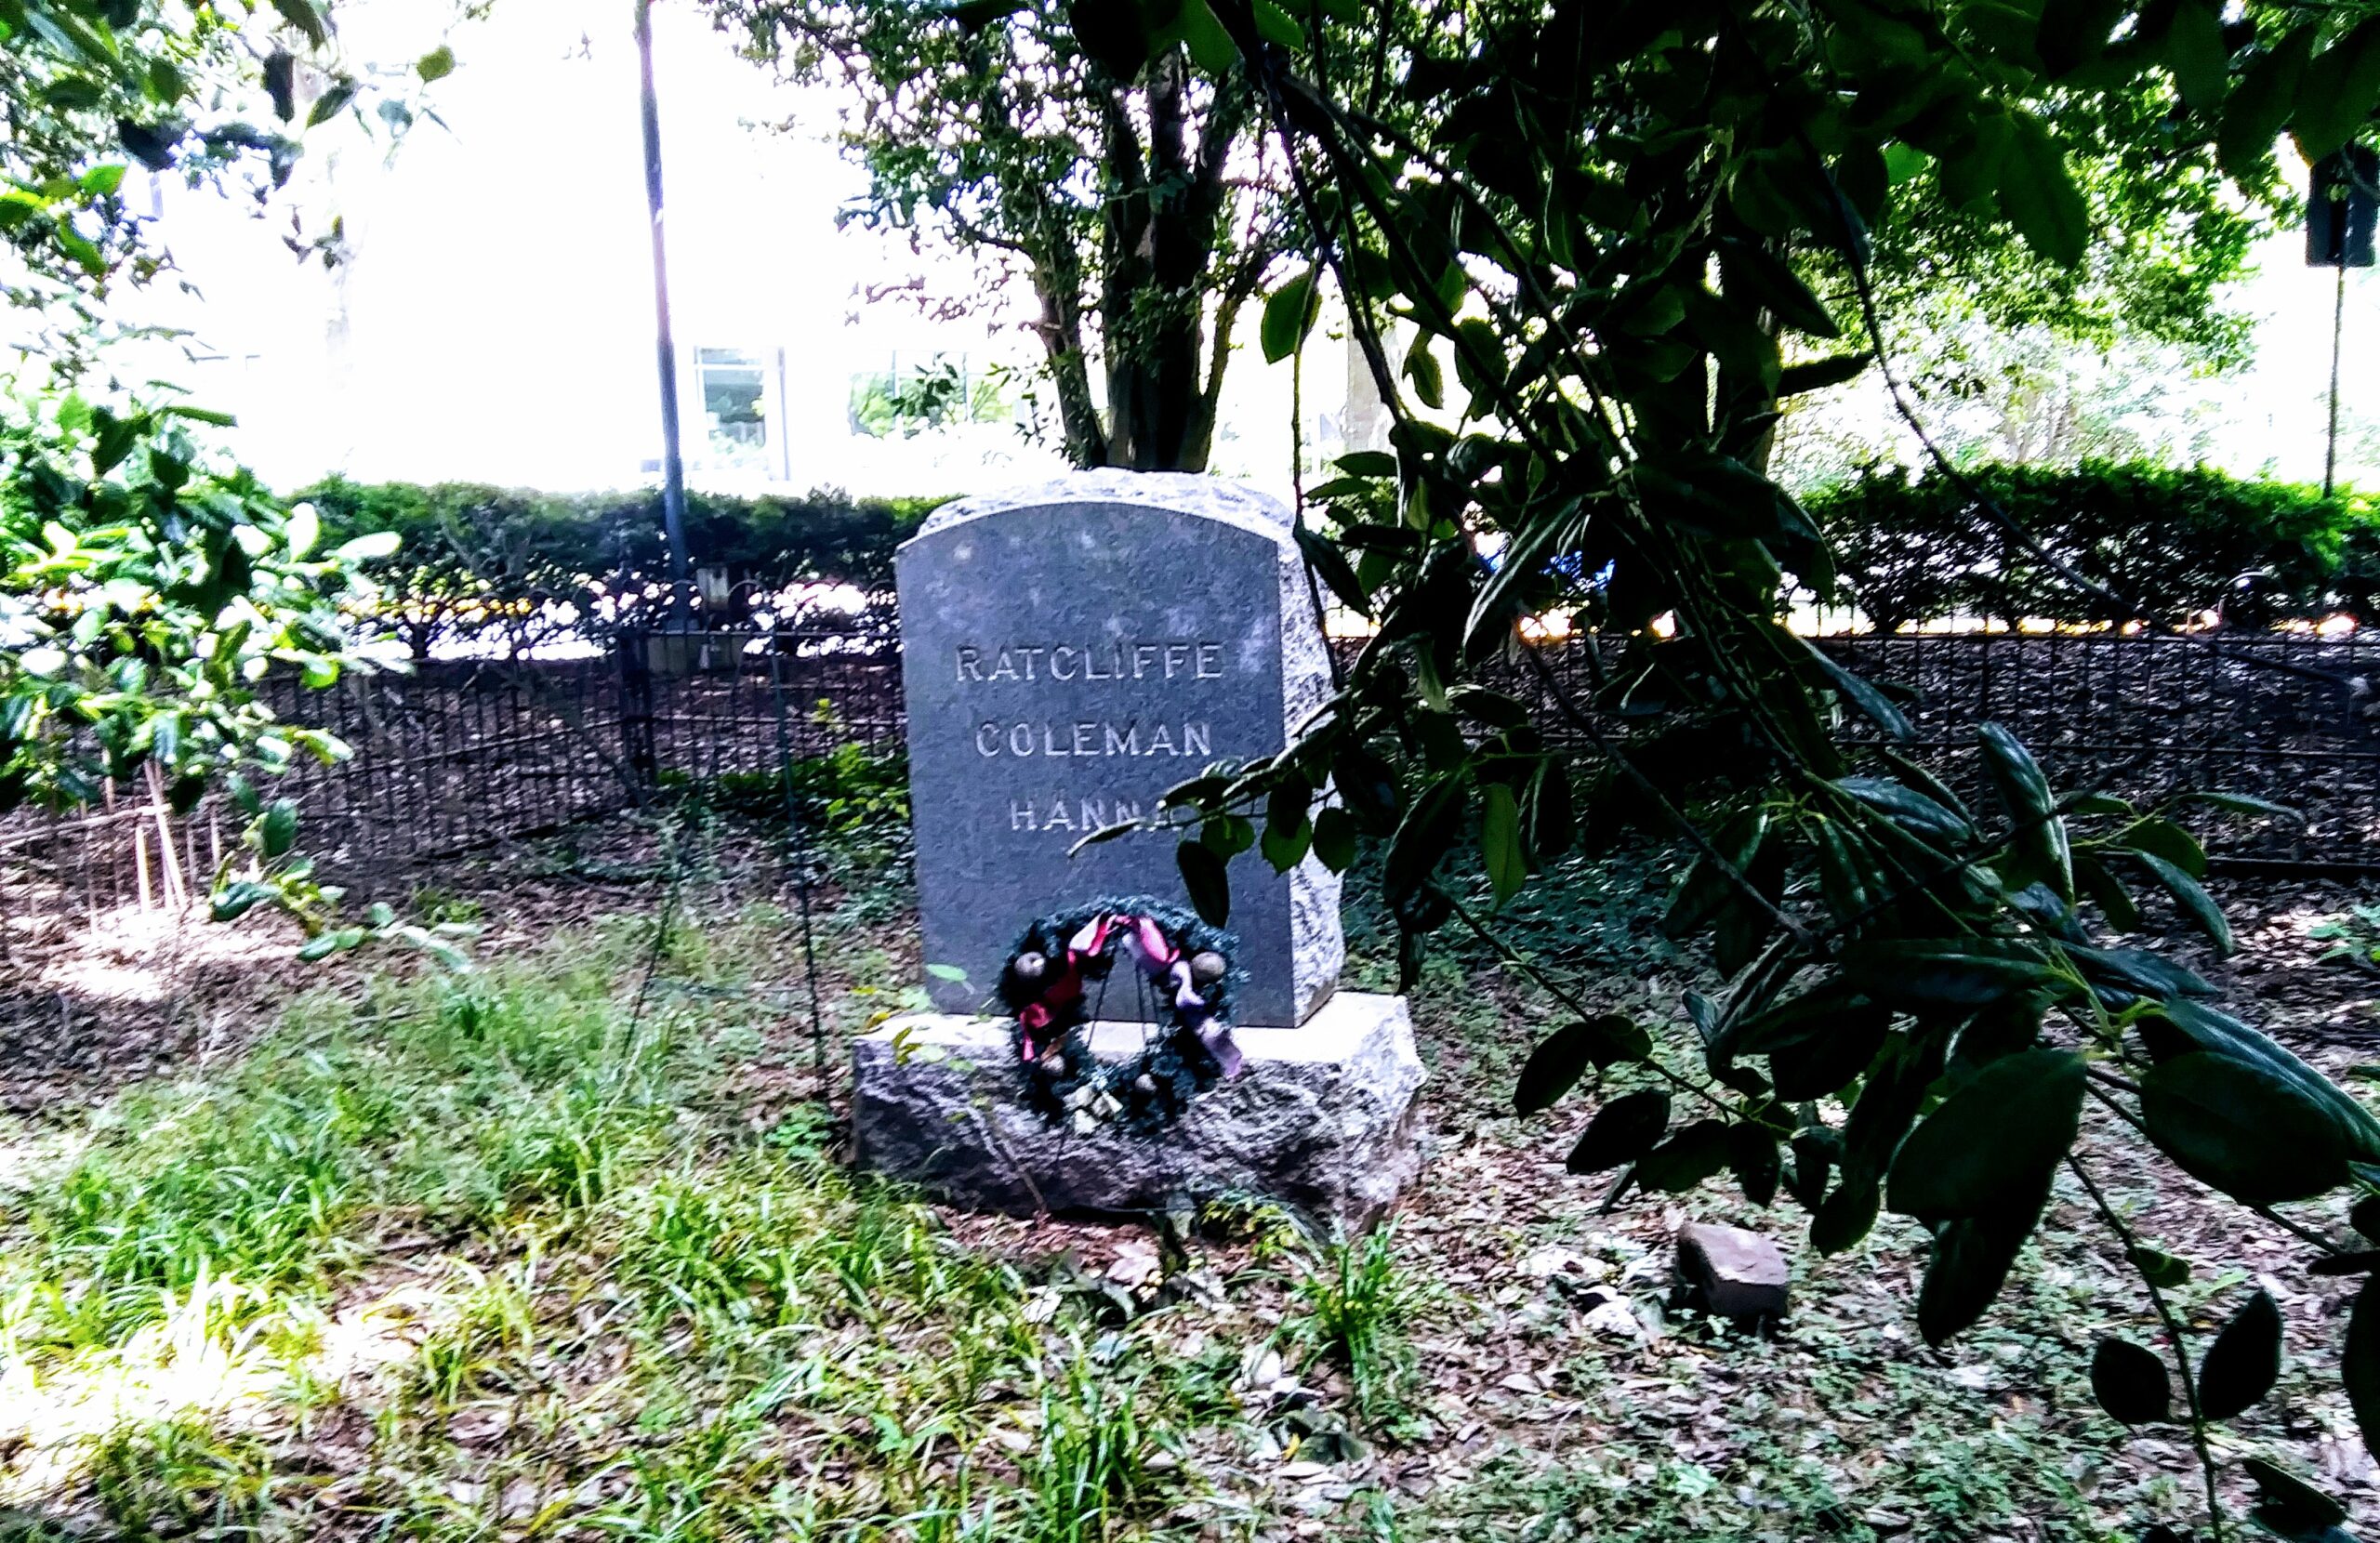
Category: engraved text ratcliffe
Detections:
[{"x1": 956, "y1": 640, "x2": 1227, "y2": 837}]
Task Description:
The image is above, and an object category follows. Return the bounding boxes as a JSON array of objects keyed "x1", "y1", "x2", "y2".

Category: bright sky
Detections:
[{"x1": 104, "y1": 0, "x2": 2380, "y2": 501}]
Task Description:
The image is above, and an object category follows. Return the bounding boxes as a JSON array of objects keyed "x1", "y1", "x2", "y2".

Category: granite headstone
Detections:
[{"x1": 895, "y1": 471, "x2": 1341, "y2": 1026}]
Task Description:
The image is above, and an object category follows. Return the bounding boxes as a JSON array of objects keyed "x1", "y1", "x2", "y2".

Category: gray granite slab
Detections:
[
  {"x1": 852, "y1": 992, "x2": 1423, "y2": 1231},
  {"x1": 895, "y1": 471, "x2": 1341, "y2": 1025}
]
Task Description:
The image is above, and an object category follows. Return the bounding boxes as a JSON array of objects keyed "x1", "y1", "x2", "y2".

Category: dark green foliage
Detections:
[
  {"x1": 987, "y1": 0, "x2": 2380, "y2": 1531},
  {"x1": 3, "y1": 397, "x2": 375, "y2": 816},
  {"x1": 1885, "y1": 1049, "x2": 2084, "y2": 1220},
  {"x1": 2090, "y1": 1338, "x2": 2172, "y2": 1424},
  {"x1": 2196, "y1": 1289, "x2": 2282, "y2": 1421},
  {"x1": 1807, "y1": 462, "x2": 2380, "y2": 631},
  {"x1": 1565, "y1": 1091, "x2": 1671, "y2": 1174},
  {"x1": 297, "y1": 477, "x2": 945, "y2": 657}
]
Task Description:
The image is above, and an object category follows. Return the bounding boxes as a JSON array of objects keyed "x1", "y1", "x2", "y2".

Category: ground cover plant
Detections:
[{"x1": 2, "y1": 820, "x2": 2374, "y2": 1540}]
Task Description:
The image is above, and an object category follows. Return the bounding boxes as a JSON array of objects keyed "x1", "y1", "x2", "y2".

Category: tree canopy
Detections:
[
  {"x1": 0, "y1": 1, "x2": 429, "y2": 869},
  {"x1": 705, "y1": 0, "x2": 1439, "y2": 471},
  {"x1": 988, "y1": 0, "x2": 2380, "y2": 1534}
]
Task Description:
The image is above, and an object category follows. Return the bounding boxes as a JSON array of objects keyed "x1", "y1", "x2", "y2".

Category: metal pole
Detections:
[
  {"x1": 637, "y1": 0, "x2": 694, "y2": 624},
  {"x1": 2329, "y1": 259, "x2": 2347, "y2": 499}
]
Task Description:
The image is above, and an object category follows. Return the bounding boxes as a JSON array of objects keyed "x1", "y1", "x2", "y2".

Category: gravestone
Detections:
[
  {"x1": 895, "y1": 470, "x2": 1341, "y2": 1026},
  {"x1": 857, "y1": 470, "x2": 1421, "y2": 1231}
]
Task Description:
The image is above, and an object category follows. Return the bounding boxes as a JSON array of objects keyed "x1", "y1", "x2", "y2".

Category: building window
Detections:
[
  {"x1": 695, "y1": 346, "x2": 772, "y2": 470},
  {"x1": 848, "y1": 353, "x2": 1010, "y2": 438}
]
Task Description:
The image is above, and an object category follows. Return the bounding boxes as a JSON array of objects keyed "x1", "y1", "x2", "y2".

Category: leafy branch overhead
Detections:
[
  {"x1": 983, "y1": 0, "x2": 2380, "y2": 1534},
  {"x1": 2, "y1": 0, "x2": 452, "y2": 347}
]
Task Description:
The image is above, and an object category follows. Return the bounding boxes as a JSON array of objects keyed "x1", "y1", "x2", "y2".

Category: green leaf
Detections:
[
  {"x1": 1177, "y1": 838, "x2": 1229, "y2": 926},
  {"x1": 1173, "y1": 0, "x2": 1237, "y2": 73},
  {"x1": 1482, "y1": 782, "x2": 1526, "y2": 905},
  {"x1": 2343, "y1": 1277, "x2": 2380, "y2": 1465},
  {"x1": 2164, "y1": 0, "x2": 2228, "y2": 111},
  {"x1": 2220, "y1": 27, "x2": 2313, "y2": 179},
  {"x1": 2241, "y1": 1457, "x2": 2348, "y2": 1538},
  {"x1": 306, "y1": 76, "x2": 359, "y2": 128},
  {"x1": 1801, "y1": 640, "x2": 1910, "y2": 739},
  {"x1": 1716, "y1": 237, "x2": 1839, "y2": 338},
  {"x1": 1311, "y1": 805, "x2": 1358, "y2": 871},
  {"x1": 2197, "y1": 1288, "x2": 2281, "y2": 1421},
  {"x1": 1250, "y1": 0, "x2": 1302, "y2": 46},
  {"x1": 416, "y1": 44, "x2": 457, "y2": 82},
  {"x1": 1566, "y1": 1090, "x2": 1671, "y2": 1174},
  {"x1": 2150, "y1": 998, "x2": 2380, "y2": 1162},
  {"x1": 1998, "y1": 111, "x2": 2089, "y2": 268},
  {"x1": 2116, "y1": 816, "x2": 2207, "y2": 877},
  {"x1": 1293, "y1": 521, "x2": 1368, "y2": 617},
  {"x1": 2173, "y1": 789, "x2": 2301, "y2": 823},
  {"x1": 1515, "y1": 1019, "x2": 1601, "y2": 1114},
  {"x1": 272, "y1": 0, "x2": 329, "y2": 47},
  {"x1": 1886, "y1": 1048, "x2": 2085, "y2": 1220},
  {"x1": 1634, "y1": 1119, "x2": 1731, "y2": 1193},
  {"x1": 2141, "y1": 1051, "x2": 2348, "y2": 1202},
  {"x1": 1404, "y1": 341, "x2": 1444, "y2": 410},
  {"x1": 1382, "y1": 774, "x2": 1463, "y2": 904},
  {"x1": 1662, "y1": 808, "x2": 1767, "y2": 939},
  {"x1": 2090, "y1": 1338, "x2": 2172, "y2": 1424},
  {"x1": 1978, "y1": 722, "x2": 2070, "y2": 901},
  {"x1": 2074, "y1": 851, "x2": 2143, "y2": 932},
  {"x1": 259, "y1": 798, "x2": 298, "y2": 860},
  {"x1": 925, "y1": 962, "x2": 969, "y2": 983},
  {"x1": 1810, "y1": 1175, "x2": 1882, "y2": 1255},
  {"x1": 2295, "y1": 18, "x2": 2380, "y2": 161},
  {"x1": 2127, "y1": 1246, "x2": 2190, "y2": 1288},
  {"x1": 2126, "y1": 849, "x2": 2233, "y2": 954},
  {"x1": 1261, "y1": 268, "x2": 1322, "y2": 364},
  {"x1": 1916, "y1": 1186, "x2": 2048, "y2": 1345},
  {"x1": 1839, "y1": 937, "x2": 2062, "y2": 1009}
]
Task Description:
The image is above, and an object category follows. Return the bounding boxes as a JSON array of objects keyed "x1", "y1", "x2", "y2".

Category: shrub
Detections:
[
  {"x1": 1805, "y1": 462, "x2": 2380, "y2": 630},
  {"x1": 294, "y1": 479, "x2": 950, "y2": 657}
]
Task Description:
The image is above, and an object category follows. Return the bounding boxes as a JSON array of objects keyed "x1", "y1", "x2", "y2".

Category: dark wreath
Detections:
[{"x1": 998, "y1": 896, "x2": 1244, "y2": 1134}]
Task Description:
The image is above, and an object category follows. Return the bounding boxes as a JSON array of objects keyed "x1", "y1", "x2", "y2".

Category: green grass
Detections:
[
  {"x1": 1, "y1": 837, "x2": 2347, "y2": 1542},
  {"x1": 0, "y1": 912, "x2": 1189, "y2": 1541},
  {"x1": 1287, "y1": 1227, "x2": 1428, "y2": 1436}
]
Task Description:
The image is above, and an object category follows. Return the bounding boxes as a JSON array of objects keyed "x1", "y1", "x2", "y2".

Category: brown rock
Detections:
[{"x1": 1674, "y1": 1221, "x2": 1790, "y2": 1319}]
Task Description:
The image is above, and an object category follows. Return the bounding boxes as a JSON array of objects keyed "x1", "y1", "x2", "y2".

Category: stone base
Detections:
[{"x1": 852, "y1": 993, "x2": 1423, "y2": 1233}]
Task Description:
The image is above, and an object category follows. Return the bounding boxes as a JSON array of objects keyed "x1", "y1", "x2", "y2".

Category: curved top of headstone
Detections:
[{"x1": 911, "y1": 469, "x2": 1293, "y2": 547}]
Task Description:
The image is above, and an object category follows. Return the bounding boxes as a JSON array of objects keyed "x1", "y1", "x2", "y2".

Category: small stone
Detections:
[
  {"x1": 1189, "y1": 950, "x2": 1229, "y2": 987},
  {"x1": 1674, "y1": 1220, "x2": 1791, "y2": 1319},
  {"x1": 1134, "y1": 1074, "x2": 1158, "y2": 1095},
  {"x1": 1042, "y1": 1054, "x2": 1066, "y2": 1078},
  {"x1": 1071, "y1": 1109, "x2": 1097, "y2": 1136},
  {"x1": 1092, "y1": 1090, "x2": 1123, "y2": 1118},
  {"x1": 1579, "y1": 1293, "x2": 1645, "y2": 1339},
  {"x1": 1064, "y1": 1084, "x2": 1096, "y2": 1112},
  {"x1": 1012, "y1": 951, "x2": 1046, "y2": 983}
]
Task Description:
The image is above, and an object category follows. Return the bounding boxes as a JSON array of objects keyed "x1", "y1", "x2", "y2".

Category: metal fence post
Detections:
[{"x1": 618, "y1": 627, "x2": 659, "y2": 804}]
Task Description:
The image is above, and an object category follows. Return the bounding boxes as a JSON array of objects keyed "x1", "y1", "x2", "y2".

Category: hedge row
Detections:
[
  {"x1": 307, "y1": 464, "x2": 2375, "y2": 656},
  {"x1": 298, "y1": 478, "x2": 945, "y2": 657},
  {"x1": 1805, "y1": 462, "x2": 2380, "y2": 631}
]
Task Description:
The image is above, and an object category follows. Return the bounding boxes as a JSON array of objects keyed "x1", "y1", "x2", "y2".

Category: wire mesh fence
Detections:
[{"x1": 5, "y1": 625, "x2": 2376, "y2": 950}]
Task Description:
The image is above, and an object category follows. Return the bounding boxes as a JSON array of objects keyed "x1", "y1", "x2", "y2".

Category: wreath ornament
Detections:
[{"x1": 998, "y1": 897, "x2": 1242, "y2": 1134}]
